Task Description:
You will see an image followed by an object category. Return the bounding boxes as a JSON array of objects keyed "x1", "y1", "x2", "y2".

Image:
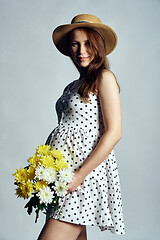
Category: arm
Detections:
[
  {"x1": 78, "y1": 70, "x2": 122, "y2": 178},
  {"x1": 67, "y1": 70, "x2": 122, "y2": 193}
]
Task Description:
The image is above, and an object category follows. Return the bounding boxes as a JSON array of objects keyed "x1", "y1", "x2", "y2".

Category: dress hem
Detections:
[{"x1": 46, "y1": 215, "x2": 126, "y2": 235}]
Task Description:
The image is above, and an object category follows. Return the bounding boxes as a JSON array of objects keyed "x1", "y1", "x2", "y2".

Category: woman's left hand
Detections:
[{"x1": 66, "y1": 170, "x2": 85, "y2": 194}]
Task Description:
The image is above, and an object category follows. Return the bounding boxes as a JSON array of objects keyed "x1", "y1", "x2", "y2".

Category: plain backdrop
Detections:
[{"x1": 1, "y1": 0, "x2": 160, "y2": 239}]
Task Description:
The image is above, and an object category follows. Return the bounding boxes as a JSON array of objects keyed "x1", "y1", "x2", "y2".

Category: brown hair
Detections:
[{"x1": 69, "y1": 27, "x2": 120, "y2": 103}]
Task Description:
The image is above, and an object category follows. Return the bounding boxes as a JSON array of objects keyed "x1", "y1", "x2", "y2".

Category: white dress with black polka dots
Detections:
[{"x1": 45, "y1": 79, "x2": 126, "y2": 235}]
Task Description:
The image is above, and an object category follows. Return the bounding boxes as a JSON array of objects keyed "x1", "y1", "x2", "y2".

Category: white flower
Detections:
[
  {"x1": 58, "y1": 168, "x2": 74, "y2": 183},
  {"x1": 35, "y1": 166, "x2": 57, "y2": 183},
  {"x1": 43, "y1": 168, "x2": 57, "y2": 184},
  {"x1": 35, "y1": 165, "x2": 46, "y2": 180},
  {"x1": 37, "y1": 186, "x2": 53, "y2": 205},
  {"x1": 54, "y1": 180, "x2": 68, "y2": 197}
]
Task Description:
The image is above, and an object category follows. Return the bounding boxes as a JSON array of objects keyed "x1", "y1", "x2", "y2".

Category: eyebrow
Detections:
[{"x1": 71, "y1": 39, "x2": 89, "y2": 42}]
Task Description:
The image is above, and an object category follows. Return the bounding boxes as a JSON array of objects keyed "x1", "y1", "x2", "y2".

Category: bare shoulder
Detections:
[
  {"x1": 101, "y1": 69, "x2": 115, "y2": 78},
  {"x1": 98, "y1": 69, "x2": 119, "y2": 93}
]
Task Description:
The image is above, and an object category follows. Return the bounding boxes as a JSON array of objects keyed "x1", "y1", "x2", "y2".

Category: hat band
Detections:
[{"x1": 73, "y1": 20, "x2": 92, "y2": 24}]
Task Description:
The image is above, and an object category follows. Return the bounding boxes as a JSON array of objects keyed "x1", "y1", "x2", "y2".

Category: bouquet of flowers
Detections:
[{"x1": 12, "y1": 144, "x2": 74, "y2": 222}]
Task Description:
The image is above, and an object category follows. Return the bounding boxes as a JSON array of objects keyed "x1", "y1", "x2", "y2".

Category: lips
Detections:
[{"x1": 78, "y1": 56, "x2": 88, "y2": 62}]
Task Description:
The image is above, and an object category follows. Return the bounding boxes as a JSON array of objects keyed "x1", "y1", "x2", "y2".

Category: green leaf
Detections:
[
  {"x1": 14, "y1": 182, "x2": 19, "y2": 186},
  {"x1": 24, "y1": 195, "x2": 39, "y2": 215},
  {"x1": 35, "y1": 208, "x2": 40, "y2": 223},
  {"x1": 38, "y1": 203, "x2": 45, "y2": 211}
]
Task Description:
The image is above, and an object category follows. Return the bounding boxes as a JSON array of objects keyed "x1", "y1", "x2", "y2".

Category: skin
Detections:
[
  {"x1": 37, "y1": 28, "x2": 122, "y2": 240},
  {"x1": 69, "y1": 28, "x2": 94, "y2": 70},
  {"x1": 37, "y1": 219, "x2": 87, "y2": 240}
]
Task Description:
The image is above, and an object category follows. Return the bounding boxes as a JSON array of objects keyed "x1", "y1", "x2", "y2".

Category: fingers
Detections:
[{"x1": 66, "y1": 186, "x2": 79, "y2": 195}]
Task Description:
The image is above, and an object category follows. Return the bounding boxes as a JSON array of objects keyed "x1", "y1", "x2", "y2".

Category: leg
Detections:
[
  {"x1": 37, "y1": 218, "x2": 83, "y2": 240},
  {"x1": 76, "y1": 225, "x2": 87, "y2": 240}
]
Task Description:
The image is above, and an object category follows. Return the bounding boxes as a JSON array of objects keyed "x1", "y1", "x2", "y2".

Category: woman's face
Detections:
[{"x1": 70, "y1": 28, "x2": 94, "y2": 68}]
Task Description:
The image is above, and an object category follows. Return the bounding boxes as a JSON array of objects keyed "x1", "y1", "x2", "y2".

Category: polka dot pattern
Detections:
[{"x1": 45, "y1": 80, "x2": 126, "y2": 235}]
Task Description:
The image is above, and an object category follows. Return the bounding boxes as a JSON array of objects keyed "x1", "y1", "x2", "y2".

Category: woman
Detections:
[{"x1": 38, "y1": 14, "x2": 126, "y2": 240}]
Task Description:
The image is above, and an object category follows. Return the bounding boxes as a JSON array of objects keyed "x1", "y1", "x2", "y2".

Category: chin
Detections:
[
  {"x1": 79, "y1": 63, "x2": 90, "y2": 68},
  {"x1": 78, "y1": 61, "x2": 91, "y2": 68}
]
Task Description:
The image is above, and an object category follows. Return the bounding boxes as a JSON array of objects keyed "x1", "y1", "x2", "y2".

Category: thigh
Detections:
[
  {"x1": 76, "y1": 225, "x2": 87, "y2": 240},
  {"x1": 37, "y1": 218, "x2": 83, "y2": 240}
]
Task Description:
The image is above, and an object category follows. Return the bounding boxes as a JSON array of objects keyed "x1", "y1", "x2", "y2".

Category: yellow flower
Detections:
[
  {"x1": 15, "y1": 186, "x2": 23, "y2": 198},
  {"x1": 51, "y1": 149, "x2": 65, "y2": 160},
  {"x1": 13, "y1": 167, "x2": 29, "y2": 183},
  {"x1": 16, "y1": 180, "x2": 33, "y2": 199},
  {"x1": 27, "y1": 166, "x2": 35, "y2": 180},
  {"x1": 54, "y1": 159, "x2": 68, "y2": 171},
  {"x1": 27, "y1": 154, "x2": 40, "y2": 168},
  {"x1": 34, "y1": 180, "x2": 48, "y2": 192},
  {"x1": 40, "y1": 155, "x2": 55, "y2": 169},
  {"x1": 36, "y1": 144, "x2": 51, "y2": 156}
]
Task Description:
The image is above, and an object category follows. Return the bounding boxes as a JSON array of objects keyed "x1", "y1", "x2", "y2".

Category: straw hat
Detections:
[{"x1": 52, "y1": 14, "x2": 118, "y2": 56}]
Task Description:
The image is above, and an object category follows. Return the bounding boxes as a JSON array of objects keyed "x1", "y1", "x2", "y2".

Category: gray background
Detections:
[{"x1": 1, "y1": 0, "x2": 160, "y2": 239}]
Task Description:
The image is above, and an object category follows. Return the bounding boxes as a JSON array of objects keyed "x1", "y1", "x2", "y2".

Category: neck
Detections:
[{"x1": 79, "y1": 67, "x2": 88, "y2": 80}]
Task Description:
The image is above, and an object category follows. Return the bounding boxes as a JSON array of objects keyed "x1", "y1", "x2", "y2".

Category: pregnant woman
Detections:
[{"x1": 37, "y1": 13, "x2": 126, "y2": 240}]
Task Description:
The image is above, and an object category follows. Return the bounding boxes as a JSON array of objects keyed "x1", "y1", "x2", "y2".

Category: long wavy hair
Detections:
[{"x1": 69, "y1": 27, "x2": 120, "y2": 103}]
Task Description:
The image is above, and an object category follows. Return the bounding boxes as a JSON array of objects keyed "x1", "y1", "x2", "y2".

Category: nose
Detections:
[{"x1": 79, "y1": 43, "x2": 86, "y2": 55}]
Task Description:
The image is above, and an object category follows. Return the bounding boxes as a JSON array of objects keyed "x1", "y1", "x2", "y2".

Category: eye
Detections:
[
  {"x1": 85, "y1": 40, "x2": 91, "y2": 46},
  {"x1": 71, "y1": 42, "x2": 78, "y2": 47}
]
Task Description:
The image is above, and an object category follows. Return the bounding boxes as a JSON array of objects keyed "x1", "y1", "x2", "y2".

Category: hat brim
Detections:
[{"x1": 52, "y1": 22, "x2": 118, "y2": 56}]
